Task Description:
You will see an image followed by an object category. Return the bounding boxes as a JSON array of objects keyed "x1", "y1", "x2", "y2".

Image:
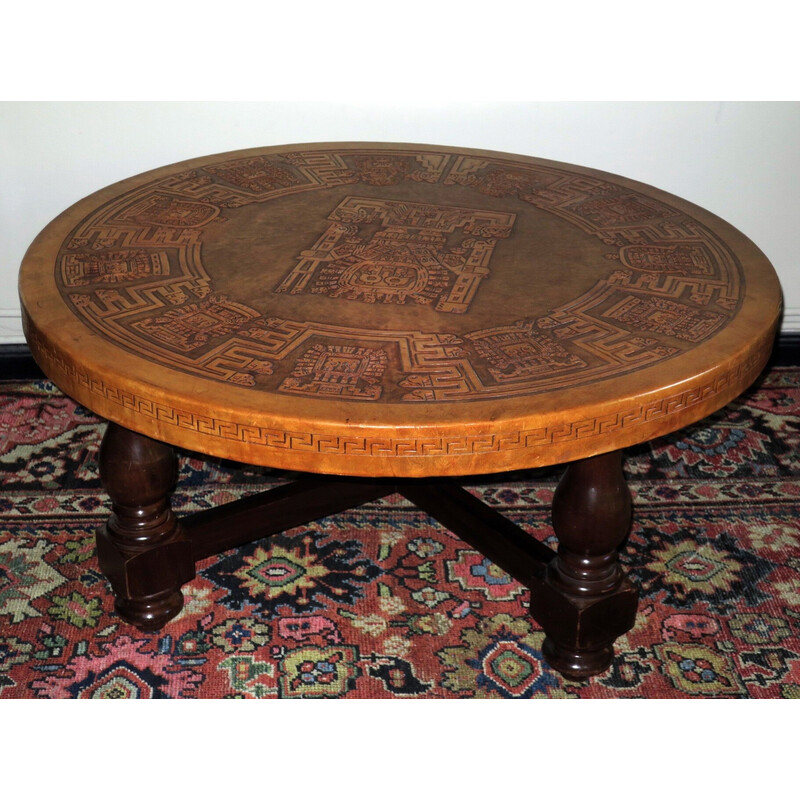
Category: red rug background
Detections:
[{"x1": 1, "y1": 368, "x2": 799, "y2": 698}]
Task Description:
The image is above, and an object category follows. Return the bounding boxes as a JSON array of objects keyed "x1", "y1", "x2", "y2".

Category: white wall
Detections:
[{"x1": 2, "y1": 101, "x2": 798, "y2": 344}]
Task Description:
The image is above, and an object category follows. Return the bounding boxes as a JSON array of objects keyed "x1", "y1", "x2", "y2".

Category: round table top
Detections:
[{"x1": 19, "y1": 142, "x2": 782, "y2": 477}]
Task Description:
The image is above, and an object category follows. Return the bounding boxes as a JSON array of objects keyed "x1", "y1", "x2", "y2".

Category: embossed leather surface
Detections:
[{"x1": 19, "y1": 144, "x2": 782, "y2": 475}]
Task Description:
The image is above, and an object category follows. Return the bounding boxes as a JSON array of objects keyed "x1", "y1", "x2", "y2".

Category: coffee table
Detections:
[{"x1": 18, "y1": 143, "x2": 782, "y2": 679}]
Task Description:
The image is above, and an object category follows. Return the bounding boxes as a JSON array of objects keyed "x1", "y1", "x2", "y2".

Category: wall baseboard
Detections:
[
  {"x1": 3, "y1": 336, "x2": 800, "y2": 383},
  {"x1": 0, "y1": 311, "x2": 26, "y2": 346},
  {"x1": 773, "y1": 333, "x2": 800, "y2": 367},
  {"x1": 0, "y1": 344, "x2": 46, "y2": 380}
]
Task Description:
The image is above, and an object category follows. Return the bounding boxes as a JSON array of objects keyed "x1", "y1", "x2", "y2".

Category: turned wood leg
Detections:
[
  {"x1": 95, "y1": 423, "x2": 194, "y2": 631},
  {"x1": 529, "y1": 450, "x2": 639, "y2": 679}
]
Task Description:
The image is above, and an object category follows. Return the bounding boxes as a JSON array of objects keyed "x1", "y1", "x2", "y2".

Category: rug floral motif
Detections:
[{"x1": 1, "y1": 370, "x2": 799, "y2": 698}]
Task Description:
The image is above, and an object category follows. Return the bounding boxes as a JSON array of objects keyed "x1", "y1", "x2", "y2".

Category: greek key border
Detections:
[{"x1": 28, "y1": 326, "x2": 771, "y2": 460}]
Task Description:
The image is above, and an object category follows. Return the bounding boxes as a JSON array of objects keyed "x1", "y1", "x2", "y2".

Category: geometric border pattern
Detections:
[
  {"x1": 54, "y1": 147, "x2": 745, "y2": 403},
  {"x1": 27, "y1": 325, "x2": 769, "y2": 460}
]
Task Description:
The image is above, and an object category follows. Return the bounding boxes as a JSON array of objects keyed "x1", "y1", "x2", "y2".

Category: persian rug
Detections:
[{"x1": 1, "y1": 369, "x2": 799, "y2": 699}]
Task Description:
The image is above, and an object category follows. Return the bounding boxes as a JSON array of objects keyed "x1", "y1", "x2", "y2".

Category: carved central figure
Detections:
[{"x1": 274, "y1": 196, "x2": 516, "y2": 314}]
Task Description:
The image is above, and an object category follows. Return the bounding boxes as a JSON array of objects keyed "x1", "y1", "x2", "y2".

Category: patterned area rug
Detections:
[{"x1": 1, "y1": 369, "x2": 799, "y2": 699}]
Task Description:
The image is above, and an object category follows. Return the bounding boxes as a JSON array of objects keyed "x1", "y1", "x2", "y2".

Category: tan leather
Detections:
[{"x1": 19, "y1": 143, "x2": 782, "y2": 476}]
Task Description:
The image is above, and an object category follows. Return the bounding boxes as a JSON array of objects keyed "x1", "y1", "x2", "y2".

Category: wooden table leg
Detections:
[
  {"x1": 91, "y1": 422, "x2": 639, "y2": 681},
  {"x1": 95, "y1": 423, "x2": 195, "y2": 631},
  {"x1": 528, "y1": 450, "x2": 639, "y2": 680}
]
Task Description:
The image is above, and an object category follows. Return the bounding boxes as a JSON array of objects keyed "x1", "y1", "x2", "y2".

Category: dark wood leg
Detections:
[
  {"x1": 90, "y1": 422, "x2": 638, "y2": 682},
  {"x1": 95, "y1": 423, "x2": 194, "y2": 631},
  {"x1": 183, "y1": 478, "x2": 395, "y2": 560},
  {"x1": 529, "y1": 450, "x2": 639, "y2": 680},
  {"x1": 398, "y1": 482, "x2": 553, "y2": 585}
]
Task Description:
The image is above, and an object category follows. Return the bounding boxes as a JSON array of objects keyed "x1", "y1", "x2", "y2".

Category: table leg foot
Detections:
[
  {"x1": 542, "y1": 639, "x2": 613, "y2": 680},
  {"x1": 95, "y1": 423, "x2": 194, "y2": 631},
  {"x1": 529, "y1": 450, "x2": 639, "y2": 680},
  {"x1": 112, "y1": 589, "x2": 185, "y2": 633}
]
